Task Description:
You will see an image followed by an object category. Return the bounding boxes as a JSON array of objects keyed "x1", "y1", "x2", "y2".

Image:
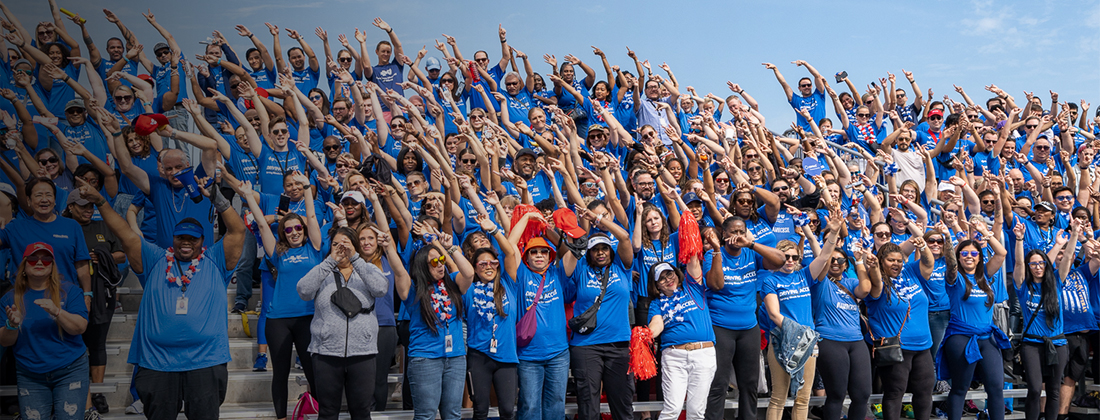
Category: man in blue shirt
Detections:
[
  {"x1": 234, "y1": 25, "x2": 277, "y2": 90},
  {"x1": 83, "y1": 172, "x2": 246, "y2": 420},
  {"x1": 363, "y1": 18, "x2": 405, "y2": 112},
  {"x1": 58, "y1": 99, "x2": 111, "y2": 166},
  {"x1": 765, "y1": 60, "x2": 826, "y2": 132}
]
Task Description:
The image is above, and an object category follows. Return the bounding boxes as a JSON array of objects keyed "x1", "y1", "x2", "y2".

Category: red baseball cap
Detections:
[
  {"x1": 553, "y1": 208, "x2": 586, "y2": 239},
  {"x1": 928, "y1": 109, "x2": 944, "y2": 118},
  {"x1": 136, "y1": 74, "x2": 153, "y2": 82},
  {"x1": 23, "y1": 242, "x2": 54, "y2": 259},
  {"x1": 133, "y1": 113, "x2": 170, "y2": 136}
]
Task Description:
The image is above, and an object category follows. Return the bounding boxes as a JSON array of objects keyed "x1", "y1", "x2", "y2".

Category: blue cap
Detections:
[
  {"x1": 424, "y1": 57, "x2": 442, "y2": 71},
  {"x1": 682, "y1": 191, "x2": 702, "y2": 205},
  {"x1": 173, "y1": 221, "x2": 204, "y2": 238}
]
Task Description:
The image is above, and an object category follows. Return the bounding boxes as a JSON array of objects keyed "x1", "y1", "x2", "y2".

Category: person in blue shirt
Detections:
[
  {"x1": 463, "y1": 214, "x2": 521, "y2": 420},
  {"x1": 632, "y1": 202, "x2": 680, "y2": 304},
  {"x1": 563, "y1": 211, "x2": 634, "y2": 420},
  {"x1": 729, "y1": 185, "x2": 780, "y2": 248},
  {"x1": 83, "y1": 171, "x2": 247, "y2": 420},
  {"x1": 0, "y1": 177, "x2": 91, "y2": 298},
  {"x1": 398, "y1": 231, "x2": 475, "y2": 420},
  {"x1": 234, "y1": 25, "x2": 277, "y2": 89},
  {"x1": 810, "y1": 215, "x2": 872, "y2": 420},
  {"x1": 939, "y1": 235, "x2": 1008, "y2": 420},
  {"x1": 363, "y1": 18, "x2": 406, "y2": 111},
  {"x1": 764, "y1": 60, "x2": 826, "y2": 133},
  {"x1": 858, "y1": 241, "x2": 935, "y2": 420},
  {"x1": 1012, "y1": 220, "x2": 1075, "y2": 420},
  {"x1": 356, "y1": 220, "x2": 409, "y2": 412},
  {"x1": 0, "y1": 242, "x2": 90, "y2": 420},
  {"x1": 703, "y1": 217, "x2": 786, "y2": 420},
  {"x1": 241, "y1": 176, "x2": 321, "y2": 420},
  {"x1": 646, "y1": 254, "x2": 713, "y2": 420}
]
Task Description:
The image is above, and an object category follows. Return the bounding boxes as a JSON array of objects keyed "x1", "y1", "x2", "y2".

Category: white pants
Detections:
[{"x1": 659, "y1": 346, "x2": 717, "y2": 420}]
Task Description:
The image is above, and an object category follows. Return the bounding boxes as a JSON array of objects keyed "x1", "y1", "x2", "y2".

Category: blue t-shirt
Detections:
[
  {"x1": 566, "y1": 253, "x2": 632, "y2": 346},
  {"x1": 147, "y1": 175, "x2": 215, "y2": 249},
  {"x1": 761, "y1": 267, "x2": 814, "y2": 331},
  {"x1": 464, "y1": 274, "x2": 518, "y2": 363},
  {"x1": 265, "y1": 245, "x2": 320, "y2": 319},
  {"x1": 226, "y1": 136, "x2": 260, "y2": 186},
  {"x1": 404, "y1": 272, "x2": 465, "y2": 359},
  {"x1": 58, "y1": 119, "x2": 111, "y2": 166},
  {"x1": 129, "y1": 239, "x2": 234, "y2": 371},
  {"x1": 292, "y1": 67, "x2": 320, "y2": 93},
  {"x1": 947, "y1": 273, "x2": 996, "y2": 332},
  {"x1": 703, "y1": 248, "x2": 764, "y2": 330},
  {"x1": 920, "y1": 257, "x2": 950, "y2": 311},
  {"x1": 249, "y1": 67, "x2": 276, "y2": 89},
  {"x1": 789, "y1": 90, "x2": 826, "y2": 132},
  {"x1": 649, "y1": 273, "x2": 714, "y2": 349},
  {"x1": 865, "y1": 262, "x2": 932, "y2": 351},
  {"x1": 152, "y1": 55, "x2": 188, "y2": 101},
  {"x1": 633, "y1": 233, "x2": 679, "y2": 299},
  {"x1": 36, "y1": 63, "x2": 80, "y2": 118},
  {"x1": 0, "y1": 216, "x2": 90, "y2": 288},
  {"x1": 1060, "y1": 266, "x2": 1095, "y2": 334},
  {"x1": 1017, "y1": 277, "x2": 1066, "y2": 345},
  {"x1": 810, "y1": 276, "x2": 863, "y2": 342},
  {"x1": 515, "y1": 262, "x2": 569, "y2": 362},
  {"x1": 0, "y1": 283, "x2": 87, "y2": 373},
  {"x1": 257, "y1": 145, "x2": 309, "y2": 194}
]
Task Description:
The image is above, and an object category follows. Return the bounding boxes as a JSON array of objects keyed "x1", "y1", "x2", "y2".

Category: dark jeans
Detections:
[
  {"x1": 266, "y1": 315, "x2": 315, "y2": 419},
  {"x1": 134, "y1": 363, "x2": 228, "y2": 420},
  {"x1": 1019, "y1": 342, "x2": 1067, "y2": 420},
  {"x1": 706, "y1": 325, "x2": 760, "y2": 420},
  {"x1": 233, "y1": 235, "x2": 258, "y2": 308},
  {"x1": 942, "y1": 335, "x2": 1003, "y2": 420},
  {"x1": 817, "y1": 339, "x2": 871, "y2": 420},
  {"x1": 371, "y1": 325, "x2": 398, "y2": 411},
  {"x1": 879, "y1": 349, "x2": 934, "y2": 420},
  {"x1": 467, "y1": 349, "x2": 517, "y2": 420},
  {"x1": 312, "y1": 354, "x2": 376, "y2": 420},
  {"x1": 570, "y1": 342, "x2": 634, "y2": 420}
]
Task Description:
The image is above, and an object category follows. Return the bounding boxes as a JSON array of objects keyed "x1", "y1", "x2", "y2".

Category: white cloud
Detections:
[{"x1": 231, "y1": 2, "x2": 325, "y2": 17}]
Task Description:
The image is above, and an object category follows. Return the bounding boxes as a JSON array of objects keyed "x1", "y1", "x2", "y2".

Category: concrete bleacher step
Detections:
[{"x1": 99, "y1": 368, "x2": 308, "y2": 409}]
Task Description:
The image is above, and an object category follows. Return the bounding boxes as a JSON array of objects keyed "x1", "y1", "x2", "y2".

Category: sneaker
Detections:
[
  {"x1": 85, "y1": 407, "x2": 102, "y2": 420},
  {"x1": 294, "y1": 356, "x2": 302, "y2": 370},
  {"x1": 231, "y1": 302, "x2": 246, "y2": 314},
  {"x1": 254, "y1": 353, "x2": 268, "y2": 371},
  {"x1": 872, "y1": 403, "x2": 883, "y2": 419},
  {"x1": 964, "y1": 400, "x2": 980, "y2": 415},
  {"x1": 125, "y1": 400, "x2": 143, "y2": 415},
  {"x1": 934, "y1": 380, "x2": 951, "y2": 394},
  {"x1": 902, "y1": 403, "x2": 915, "y2": 419},
  {"x1": 92, "y1": 393, "x2": 109, "y2": 414}
]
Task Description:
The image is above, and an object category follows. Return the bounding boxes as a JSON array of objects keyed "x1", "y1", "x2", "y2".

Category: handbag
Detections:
[
  {"x1": 517, "y1": 272, "x2": 547, "y2": 347},
  {"x1": 569, "y1": 267, "x2": 609, "y2": 335},
  {"x1": 330, "y1": 266, "x2": 375, "y2": 318},
  {"x1": 860, "y1": 287, "x2": 909, "y2": 367}
]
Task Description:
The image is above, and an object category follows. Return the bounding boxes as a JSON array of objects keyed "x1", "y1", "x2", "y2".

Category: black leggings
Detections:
[
  {"x1": 467, "y1": 349, "x2": 517, "y2": 420},
  {"x1": 82, "y1": 321, "x2": 111, "y2": 366},
  {"x1": 879, "y1": 349, "x2": 935, "y2": 420},
  {"x1": 265, "y1": 315, "x2": 316, "y2": 419},
  {"x1": 817, "y1": 339, "x2": 871, "y2": 420},
  {"x1": 312, "y1": 353, "x2": 376, "y2": 420},
  {"x1": 942, "y1": 335, "x2": 1004, "y2": 420},
  {"x1": 1019, "y1": 342, "x2": 1068, "y2": 420},
  {"x1": 370, "y1": 325, "x2": 398, "y2": 411},
  {"x1": 705, "y1": 325, "x2": 760, "y2": 420}
]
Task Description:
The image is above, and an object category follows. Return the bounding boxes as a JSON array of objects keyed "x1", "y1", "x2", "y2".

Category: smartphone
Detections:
[
  {"x1": 31, "y1": 116, "x2": 58, "y2": 125},
  {"x1": 577, "y1": 151, "x2": 593, "y2": 163},
  {"x1": 835, "y1": 71, "x2": 848, "y2": 84},
  {"x1": 871, "y1": 82, "x2": 878, "y2": 89},
  {"x1": 278, "y1": 194, "x2": 291, "y2": 213}
]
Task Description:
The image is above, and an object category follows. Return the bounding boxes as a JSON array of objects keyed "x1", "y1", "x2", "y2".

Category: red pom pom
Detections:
[
  {"x1": 511, "y1": 204, "x2": 546, "y2": 254},
  {"x1": 678, "y1": 211, "x2": 703, "y2": 264},
  {"x1": 629, "y1": 326, "x2": 658, "y2": 381}
]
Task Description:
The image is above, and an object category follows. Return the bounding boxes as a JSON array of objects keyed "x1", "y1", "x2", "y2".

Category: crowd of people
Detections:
[{"x1": 0, "y1": 2, "x2": 1097, "y2": 420}]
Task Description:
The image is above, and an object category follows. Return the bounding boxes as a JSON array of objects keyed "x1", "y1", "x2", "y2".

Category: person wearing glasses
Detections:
[
  {"x1": 763, "y1": 60, "x2": 826, "y2": 133},
  {"x1": 252, "y1": 84, "x2": 329, "y2": 194},
  {"x1": 240, "y1": 176, "x2": 321, "y2": 420}
]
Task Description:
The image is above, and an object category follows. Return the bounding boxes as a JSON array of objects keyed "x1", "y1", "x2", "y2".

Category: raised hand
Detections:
[
  {"x1": 372, "y1": 18, "x2": 391, "y2": 33},
  {"x1": 762, "y1": 62, "x2": 777, "y2": 70},
  {"x1": 235, "y1": 24, "x2": 252, "y2": 38},
  {"x1": 315, "y1": 27, "x2": 328, "y2": 41}
]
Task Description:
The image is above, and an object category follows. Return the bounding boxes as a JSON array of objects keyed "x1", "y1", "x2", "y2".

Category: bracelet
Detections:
[
  {"x1": 62, "y1": 75, "x2": 71, "y2": 83},
  {"x1": 448, "y1": 245, "x2": 460, "y2": 254},
  {"x1": 120, "y1": 56, "x2": 128, "y2": 64},
  {"x1": 500, "y1": 39, "x2": 506, "y2": 44},
  {"x1": 485, "y1": 226, "x2": 499, "y2": 236},
  {"x1": 386, "y1": 29, "x2": 393, "y2": 34},
  {"x1": 111, "y1": 131, "x2": 122, "y2": 137},
  {"x1": 216, "y1": 57, "x2": 222, "y2": 66},
  {"x1": 83, "y1": 291, "x2": 93, "y2": 297},
  {"x1": 4, "y1": 319, "x2": 16, "y2": 330},
  {"x1": 854, "y1": 260, "x2": 864, "y2": 265}
]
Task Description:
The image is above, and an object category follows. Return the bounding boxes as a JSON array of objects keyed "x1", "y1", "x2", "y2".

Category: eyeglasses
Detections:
[
  {"x1": 874, "y1": 231, "x2": 891, "y2": 238},
  {"x1": 272, "y1": 129, "x2": 289, "y2": 135},
  {"x1": 1055, "y1": 195, "x2": 1074, "y2": 202},
  {"x1": 1025, "y1": 125, "x2": 1038, "y2": 129},
  {"x1": 331, "y1": 107, "x2": 348, "y2": 113},
  {"x1": 284, "y1": 225, "x2": 304, "y2": 234},
  {"x1": 38, "y1": 157, "x2": 59, "y2": 165},
  {"x1": 784, "y1": 254, "x2": 801, "y2": 261},
  {"x1": 1027, "y1": 262, "x2": 1045, "y2": 267},
  {"x1": 927, "y1": 237, "x2": 944, "y2": 244},
  {"x1": 114, "y1": 95, "x2": 134, "y2": 102},
  {"x1": 960, "y1": 250, "x2": 981, "y2": 258},
  {"x1": 429, "y1": 255, "x2": 447, "y2": 267},
  {"x1": 339, "y1": 57, "x2": 353, "y2": 63},
  {"x1": 771, "y1": 185, "x2": 789, "y2": 192},
  {"x1": 324, "y1": 145, "x2": 342, "y2": 151},
  {"x1": 66, "y1": 108, "x2": 85, "y2": 115},
  {"x1": 461, "y1": 159, "x2": 477, "y2": 165},
  {"x1": 636, "y1": 181, "x2": 656, "y2": 187},
  {"x1": 27, "y1": 255, "x2": 53, "y2": 266},
  {"x1": 477, "y1": 259, "x2": 500, "y2": 268},
  {"x1": 528, "y1": 248, "x2": 551, "y2": 256},
  {"x1": 657, "y1": 275, "x2": 677, "y2": 284}
]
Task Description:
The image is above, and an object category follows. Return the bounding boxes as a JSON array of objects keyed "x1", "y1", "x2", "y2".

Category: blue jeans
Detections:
[
  {"x1": 408, "y1": 355, "x2": 466, "y2": 420},
  {"x1": 928, "y1": 310, "x2": 950, "y2": 370},
  {"x1": 518, "y1": 350, "x2": 569, "y2": 420},
  {"x1": 15, "y1": 352, "x2": 89, "y2": 420}
]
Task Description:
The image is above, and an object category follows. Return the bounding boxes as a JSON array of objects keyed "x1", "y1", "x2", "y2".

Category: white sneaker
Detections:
[{"x1": 125, "y1": 400, "x2": 144, "y2": 415}]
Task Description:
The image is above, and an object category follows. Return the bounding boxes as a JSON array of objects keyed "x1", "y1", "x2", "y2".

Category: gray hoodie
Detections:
[{"x1": 297, "y1": 255, "x2": 388, "y2": 357}]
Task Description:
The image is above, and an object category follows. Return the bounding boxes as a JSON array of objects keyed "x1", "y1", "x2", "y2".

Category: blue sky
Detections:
[{"x1": 11, "y1": 0, "x2": 1099, "y2": 126}]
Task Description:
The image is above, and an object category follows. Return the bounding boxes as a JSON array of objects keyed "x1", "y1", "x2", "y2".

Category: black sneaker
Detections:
[
  {"x1": 231, "y1": 303, "x2": 246, "y2": 314},
  {"x1": 92, "y1": 393, "x2": 109, "y2": 414}
]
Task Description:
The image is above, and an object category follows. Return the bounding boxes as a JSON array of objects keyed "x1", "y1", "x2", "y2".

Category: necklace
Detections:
[
  {"x1": 165, "y1": 247, "x2": 206, "y2": 293},
  {"x1": 430, "y1": 278, "x2": 454, "y2": 325},
  {"x1": 172, "y1": 187, "x2": 186, "y2": 214}
]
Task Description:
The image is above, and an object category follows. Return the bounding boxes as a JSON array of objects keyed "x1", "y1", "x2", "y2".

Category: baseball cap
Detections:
[
  {"x1": 552, "y1": 208, "x2": 586, "y2": 239},
  {"x1": 137, "y1": 74, "x2": 153, "y2": 83},
  {"x1": 173, "y1": 220, "x2": 204, "y2": 238},
  {"x1": 515, "y1": 148, "x2": 538, "y2": 160},
  {"x1": 23, "y1": 242, "x2": 54, "y2": 259},
  {"x1": 928, "y1": 109, "x2": 944, "y2": 118},
  {"x1": 587, "y1": 124, "x2": 608, "y2": 135},
  {"x1": 424, "y1": 57, "x2": 442, "y2": 71},
  {"x1": 133, "y1": 113, "x2": 170, "y2": 136},
  {"x1": 64, "y1": 98, "x2": 85, "y2": 112},
  {"x1": 937, "y1": 181, "x2": 955, "y2": 192},
  {"x1": 683, "y1": 191, "x2": 703, "y2": 205},
  {"x1": 587, "y1": 235, "x2": 614, "y2": 250},
  {"x1": 154, "y1": 42, "x2": 170, "y2": 53},
  {"x1": 652, "y1": 262, "x2": 675, "y2": 280},
  {"x1": 1034, "y1": 202, "x2": 1056, "y2": 213},
  {"x1": 341, "y1": 190, "x2": 365, "y2": 204},
  {"x1": 0, "y1": 183, "x2": 15, "y2": 199},
  {"x1": 66, "y1": 193, "x2": 90, "y2": 207}
]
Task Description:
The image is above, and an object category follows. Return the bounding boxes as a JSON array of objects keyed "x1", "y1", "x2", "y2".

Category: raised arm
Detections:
[{"x1": 763, "y1": 63, "x2": 794, "y2": 102}]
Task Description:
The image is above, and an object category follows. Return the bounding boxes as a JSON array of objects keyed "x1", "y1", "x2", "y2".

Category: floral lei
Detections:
[
  {"x1": 430, "y1": 278, "x2": 454, "y2": 324},
  {"x1": 165, "y1": 247, "x2": 206, "y2": 292}
]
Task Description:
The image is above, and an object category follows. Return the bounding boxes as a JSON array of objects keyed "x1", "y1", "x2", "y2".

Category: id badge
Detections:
[
  {"x1": 445, "y1": 334, "x2": 453, "y2": 353},
  {"x1": 489, "y1": 339, "x2": 498, "y2": 354},
  {"x1": 175, "y1": 296, "x2": 188, "y2": 315}
]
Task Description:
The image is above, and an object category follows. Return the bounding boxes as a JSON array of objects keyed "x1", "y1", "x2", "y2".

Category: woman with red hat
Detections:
[{"x1": 0, "y1": 242, "x2": 90, "y2": 420}]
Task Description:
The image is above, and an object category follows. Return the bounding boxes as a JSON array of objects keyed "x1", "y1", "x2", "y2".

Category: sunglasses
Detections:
[
  {"x1": 830, "y1": 257, "x2": 846, "y2": 264},
  {"x1": 66, "y1": 108, "x2": 85, "y2": 115},
  {"x1": 441, "y1": 79, "x2": 455, "y2": 84},
  {"x1": 1028, "y1": 262, "x2": 1045, "y2": 267},
  {"x1": 784, "y1": 254, "x2": 801, "y2": 261},
  {"x1": 505, "y1": 81, "x2": 520, "y2": 87},
  {"x1": 736, "y1": 199, "x2": 755, "y2": 205},
  {"x1": 14, "y1": 69, "x2": 32, "y2": 76},
  {"x1": 715, "y1": 178, "x2": 730, "y2": 183},
  {"x1": 339, "y1": 57, "x2": 353, "y2": 63},
  {"x1": 927, "y1": 237, "x2": 944, "y2": 244},
  {"x1": 324, "y1": 145, "x2": 342, "y2": 151},
  {"x1": 461, "y1": 159, "x2": 477, "y2": 165},
  {"x1": 38, "y1": 157, "x2": 59, "y2": 165},
  {"x1": 960, "y1": 250, "x2": 981, "y2": 258},
  {"x1": 874, "y1": 232, "x2": 891, "y2": 238},
  {"x1": 1055, "y1": 195, "x2": 1074, "y2": 201},
  {"x1": 335, "y1": 163, "x2": 349, "y2": 169},
  {"x1": 477, "y1": 259, "x2": 500, "y2": 268},
  {"x1": 581, "y1": 182, "x2": 598, "y2": 188},
  {"x1": 284, "y1": 225, "x2": 304, "y2": 234},
  {"x1": 809, "y1": 219, "x2": 821, "y2": 225},
  {"x1": 410, "y1": 180, "x2": 424, "y2": 186},
  {"x1": 772, "y1": 186, "x2": 789, "y2": 192},
  {"x1": 798, "y1": 84, "x2": 812, "y2": 88},
  {"x1": 1035, "y1": 145, "x2": 1050, "y2": 151},
  {"x1": 27, "y1": 255, "x2": 54, "y2": 265},
  {"x1": 857, "y1": 113, "x2": 870, "y2": 118},
  {"x1": 114, "y1": 95, "x2": 134, "y2": 102},
  {"x1": 528, "y1": 248, "x2": 551, "y2": 256},
  {"x1": 429, "y1": 255, "x2": 447, "y2": 267},
  {"x1": 744, "y1": 154, "x2": 759, "y2": 159},
  {"x1": 271, "y1": 129, "x2": 289, "y2": 135},
  {"x1": 1025, "y1": 125, "x2": 1038, "y2": 129},
  {"x1": 981, "y1": 200, "x2": 996, "y2": 205},
  {"x1": 309, "y1": 95, "x2": 323, "y2": 101},
  {"x1": 156, "y1": 49, "x2": 171, "y2": 57},
  {"x1": 929, "y1": 116, "x2": 943, "y2": 121},
  {"x1": 968, "y1": 115, "x2": 981, "y2": 120}
]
